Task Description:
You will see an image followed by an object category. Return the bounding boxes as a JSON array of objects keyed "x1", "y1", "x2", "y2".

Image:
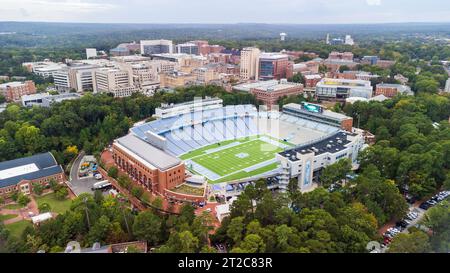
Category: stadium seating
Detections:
[{"x1": 130, "y1": 104, "x2": 340, "y2": 156}]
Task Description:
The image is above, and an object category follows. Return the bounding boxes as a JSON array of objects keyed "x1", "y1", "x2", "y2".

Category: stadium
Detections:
[
  {"x1": 111, "y1": 97, "x2": 365, "y2": 202},
  {"x1": 130, "y1": 103, "x2": 335, "y2": 182}
]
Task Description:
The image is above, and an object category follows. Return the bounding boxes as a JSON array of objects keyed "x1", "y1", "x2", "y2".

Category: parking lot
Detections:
[
  {"x1": 381, "y1": 190, "x2": 449, "y2": 251},
  {"x1": 67, "y1": 153, "x2": 111, "y2": 196}
]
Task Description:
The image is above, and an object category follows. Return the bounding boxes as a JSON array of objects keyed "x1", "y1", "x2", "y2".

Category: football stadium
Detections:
[{"x1": 128, "y1": 98, "x2": 349, "y2": 184}]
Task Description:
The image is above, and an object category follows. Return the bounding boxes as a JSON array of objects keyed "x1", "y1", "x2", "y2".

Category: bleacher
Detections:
[{"x1": 130, "y1": 104, "x2": 339, "y2": 157}]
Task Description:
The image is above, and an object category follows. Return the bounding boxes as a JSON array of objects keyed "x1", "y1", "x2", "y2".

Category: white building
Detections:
[
  {"x1": 154, "y1": 97, "x2": 223, "y2": 119},
  {"x1": 86, "y1": 48, "x2": 97, "y2": 59},
  {"x1": 93, "y1": 68, "x2": 138, "y2": 97},
  {"x1": 344, "y1": 35, "x2": 355, "y2": 46},
  {"x1": 240, "y1": 47, "x2": 261, "y2": 81},
  {"x1": 316, "y1": 78, "x2": 373, "y2": 100},
  {"x1": 277, "y1": 131, "x2": 365, "y2": 192},
  {"x1": 140, "y1": 40, "x2": 173, "y2": 55},
  {"x1": 23, "y1": 61, "x2": 67, "y2": 78},
  {"x1": 53, "y1": 64, "x2": 98, "y2": 92},
  {"x1": 176, "y1": 42, "x2": 199, "y2": 55}
]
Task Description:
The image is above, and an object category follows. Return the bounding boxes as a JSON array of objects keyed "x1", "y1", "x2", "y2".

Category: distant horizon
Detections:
[
  {"x1": 2, "y1": 20, "x2": 450, "y2": 26},
  {"x1": 1, "y1": 0, "x2": 450, "y2": 25}
]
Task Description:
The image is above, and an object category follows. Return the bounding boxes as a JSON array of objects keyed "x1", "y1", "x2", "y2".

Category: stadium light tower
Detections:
[{"x1": 280, "y1": 33, "x2": 287, "y2": 41}]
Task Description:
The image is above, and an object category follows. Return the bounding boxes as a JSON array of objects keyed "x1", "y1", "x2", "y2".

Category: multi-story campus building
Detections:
[
  {"x1": 53, "y1": 64, "x2": 98, "y2": 92},
  {"x1": 282, "y1": 102, "x2": 354, "y2": 132},
  {"x1": 176, "y1": 42, "x2": 199, "y2": 55},
  {"x1": 93, "y1": 68, "x2": 139, "y2": 97},
  {"x1": 258, "y1": 53, "x2": 292, "y2": 81},
  {"x1": 316, "y1": 78, "x2": 373, "y2": 100},
  {"x1": 140, "y1": 40, "x2": 173, "y2": 55},
  {"x1": 21, "y1": 93, "x2": 82, "y2": 107},
  {"x1": 112, "y1": 134, "x2": 186, "y2": 196},
  {"x1": 154, "y1": 97, "x2": 223, "y2": 119},
  {"x1": 0, "y1": 152, "x2": 65, "y2": 197},
  {"x1": 0, "y1": 80, "x2": 36, "y2": 101},
  {"x1": 240, "y1": 47, "x2": 261, "y2": 81},
  {"x1": 375, "y1": 83, "x2": 413, "y2": 97},
  {"x1": 249, "y1": 80, "x2": 304, "y2": 109},
  {"x1": 277, "y1": 130, "x2": 365, "y2": 191}
]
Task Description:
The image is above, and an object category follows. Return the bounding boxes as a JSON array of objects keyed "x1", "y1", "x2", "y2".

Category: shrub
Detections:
[{"x1": 131, "y1": 187, "x2": 144, "y2": 198}]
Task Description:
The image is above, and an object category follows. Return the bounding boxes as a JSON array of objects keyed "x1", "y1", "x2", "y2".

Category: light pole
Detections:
[{"x1": 83, "y1": 197, "x2": 91, "y2": 230}]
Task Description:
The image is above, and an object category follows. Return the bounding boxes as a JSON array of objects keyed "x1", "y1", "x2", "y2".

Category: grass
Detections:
[
  {"x1": 2, "y1": 203, "x2": 24, "y2": 210},
  {"x1": 179, "y1": 137, "x2": 255, "y2": 160},
  {"x1": 5, "y1": 220, "x2": 32, "y2": 238},
  {"x1": 190, "y1": 139, "x2": 283, "y2": 177},
  {"x1": 171, "y1": 184, "x2": 205, "y2": 196},
  {"x1": 214, "y1": 162, "x2": 280, "y2": 183},
  {"x1": 35, "y1": 193, "x2": 72, "y2": 214},
  {"x1": 0, "y1": 214, "x2": 18, "y2": 222}
]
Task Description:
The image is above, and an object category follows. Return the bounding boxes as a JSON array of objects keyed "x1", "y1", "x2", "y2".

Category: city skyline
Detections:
[{"x1": 1, "y1": 0, "x2": 450, "y2": 24}]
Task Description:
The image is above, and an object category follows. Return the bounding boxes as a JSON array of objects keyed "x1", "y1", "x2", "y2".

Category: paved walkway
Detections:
[{"x1": 0, "y1": 196, "x2": 39, "y2": 225}]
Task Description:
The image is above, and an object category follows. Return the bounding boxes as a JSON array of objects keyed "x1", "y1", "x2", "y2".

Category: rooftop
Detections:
[
  {"x1": 283, "y1": 103, "x2": 351, "y2": 122},
  {"x1": 317, "y1": 78, "x2": 372, "y2": 87},
  {"x1": 279, "y1": 131, "x2": 352, "y2": 161},
  {"x1": 115, "y1": 134, "x2": 181, "y2": 171},
  {"x1": 259, "y1": 53, "x2": 289, "y2": 60},
  {"x1": 0, "y1": 152, "x2": 63, "y2": 188},
  {"x1": 0, "y1": 81, "x2": 28, "y2": 88}
]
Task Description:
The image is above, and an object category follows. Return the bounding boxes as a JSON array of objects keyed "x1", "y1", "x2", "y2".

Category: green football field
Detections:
[{"x1": 183, "y1": 136, "x2": 292, "y2": 183}]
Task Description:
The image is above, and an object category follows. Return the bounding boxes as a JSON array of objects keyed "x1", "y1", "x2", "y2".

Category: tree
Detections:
[
  {"x1": 353, "y1": 165, "x2": 408, "y2": 224},
  {"x1": 32, "y1": 183, "x2": 44, "y2": 196},
  {"x1": 87, "y1": 215, "x2": 112, "y2": 245},
  {"x1": 107, "y1": 166, "x2": 118, "y2": 179},
  {"x1": 291, "y1": 73, "x2": 305, "y2": 84},
  {"x1": 387, "y1": 231, "x2": 431, "y2": 253},
  {"x1": 177, "y1": 230, "x2": 199, "y2": 253},
  {"x1": 237, "y1": 234, "x2": 266, "y2": 253},
  {"x1": 131, "y1": 186, "x2": 144, "y2": 199},
  {"x1": 320, "y1": 158, "x2": 352, "y2": 188},
  {"x1": 339, "y1": 65, "x2": 350, "y2": 73},
  {"x1": 132, "y1": 211, "x2": 161, "y2": 245},
  {"x1": 117, "y1": 175, "x2": 132, "y2": 190},
  {"x1": 423, "y1": 200, "x2": 450, "y2": 252},
  {"x1": 55, "y1": 187, "x2": 68, "y2": 200},
  {"x1": 17, "y1": 193, "x2": 31, "y2": 208},
  {"x1": 226, "y1": 216, "x2": 245, "y2": 244},
  {"x1": 38, "y1": 203, "x2": 51, "y2": 213}
]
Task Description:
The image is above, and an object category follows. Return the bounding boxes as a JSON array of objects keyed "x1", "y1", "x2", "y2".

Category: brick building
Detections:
[
  {"x1": 0, "y1": 81, "x2": 36, "y2": 101},
  {"x1": 112, "y1": 134, "x2": 186, "y2": 195},
  {"x1": 250, "y1": 80, "x2": 303, "y2": 109},
  {"x1": 0, "y1": 152, "x2": 65, "y2": 197},
  {"x1": 258, "y1": 53, "x2": 293, "y2": 81},
  {"x1": 375, "y1": 83, "x2": 413, "y2": 97}
]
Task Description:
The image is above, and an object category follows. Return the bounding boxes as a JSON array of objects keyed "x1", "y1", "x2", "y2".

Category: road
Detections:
[{"x1": 67, "y1": 152, "x2": 104, "y2": 196}]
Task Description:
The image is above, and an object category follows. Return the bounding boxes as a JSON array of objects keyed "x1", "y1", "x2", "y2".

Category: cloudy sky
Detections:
[{"x1": 0, "y1": 0, "x2": 449, "y2": 24}]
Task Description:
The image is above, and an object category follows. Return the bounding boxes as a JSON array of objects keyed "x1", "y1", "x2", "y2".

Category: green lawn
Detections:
[
  {"x1": 171, "y1": 184, "x2": 205, "y2": 196},
  {"x1": 2, "y1": 203, "x2": 24, "y2": 210},
  {"x1": 0, "y1": 214, "x2": 18, "y2": 222},
  {"x1": 191, "y1": 139, "x2": 283, "y2": 177},
  {"x1": 5, "y1": 220, "x2": 32, "y2": 238},
  {"x1": 214, "y1": 162, "x2": 280, "y2": 183},
  {"x1": 35, "y1": 193, "x2": 72, "y2": 214},
  {"x1": 179, "y1": 136, "x2": 255, "y2": 160}
]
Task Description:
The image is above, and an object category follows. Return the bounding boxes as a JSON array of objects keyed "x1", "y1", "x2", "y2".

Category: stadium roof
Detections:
[
  {"x1": 279, "y1": 131, "x2": 352, "y2": 161},
  {"x1": 0, "y1": 152, "x2": 63, "y2": 188},
  {"x1": 115, "y1": 134, "x2": 181, "y2": 171}
]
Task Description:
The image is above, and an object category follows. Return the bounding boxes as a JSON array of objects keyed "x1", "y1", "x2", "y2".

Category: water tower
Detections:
[{"x1": 280, "y1": 33, "x2": 287, "y2": 41}]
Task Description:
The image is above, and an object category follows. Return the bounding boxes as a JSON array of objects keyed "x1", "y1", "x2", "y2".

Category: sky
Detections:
[{"x1": 0, "y1": 0, "x2": 450, "y2": 24}]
